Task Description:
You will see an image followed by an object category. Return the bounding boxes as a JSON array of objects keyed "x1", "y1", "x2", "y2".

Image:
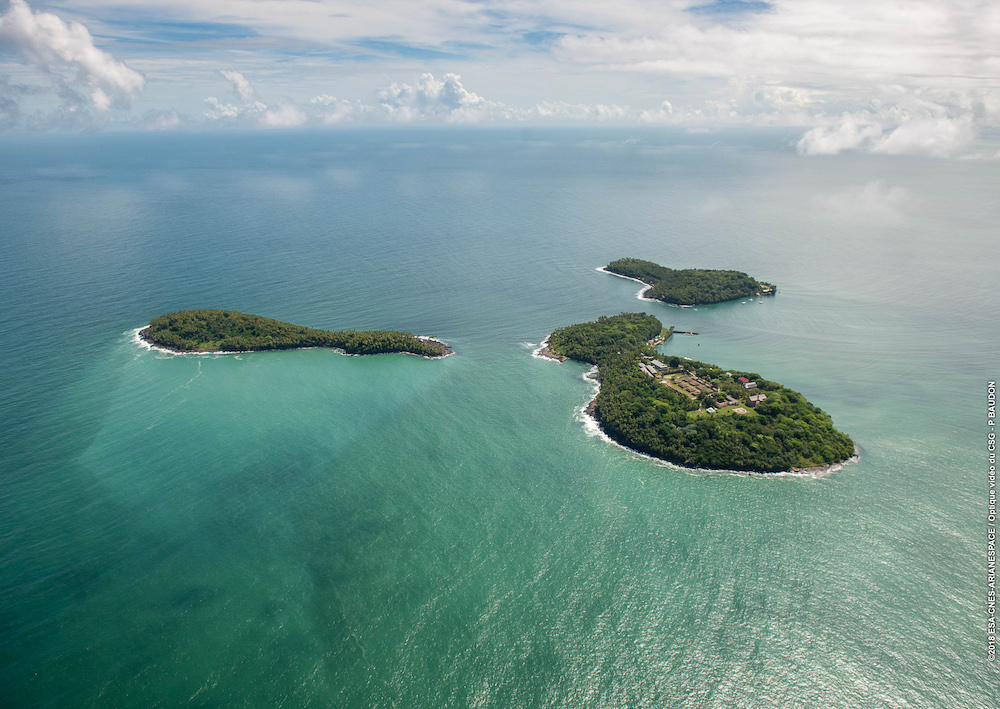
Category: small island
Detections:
[
  {"x1": 542, "y1": 313, "x2": 854, "y2": 473},
  {"x1": 604, "y1": 257, "x2": 776, "y2": 306},
  {"x1": 139, "y1": 310, "x2": 451, "y2": 358}
]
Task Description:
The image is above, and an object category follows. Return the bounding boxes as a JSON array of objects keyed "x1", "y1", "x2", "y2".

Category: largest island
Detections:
[
  {"x1": 139, "y1": 310, "x2": 451, "y2": 357},
  {"x1": 543, "y1": 313, "x2": 854, "y2": 473}
]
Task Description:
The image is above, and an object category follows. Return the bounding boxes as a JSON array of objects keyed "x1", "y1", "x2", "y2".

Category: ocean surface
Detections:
[{"x1": 0, "y1": 127, "x2": 996, "y2": 707}]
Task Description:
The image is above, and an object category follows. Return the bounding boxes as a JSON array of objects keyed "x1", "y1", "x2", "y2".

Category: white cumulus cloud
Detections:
[
  {"x1": 205, "y1": 70, "x2": 306, "y2": 129},
  {"x1": 376, "y1": 73, "x2": 515, "y2": 123},
  {"x1": 871, "y1": 116, "x2": 976, "y2": 157},
  {"x1": 309, "y1": 73, "x2": 640, "y2": 125},
  {"x1": 798, "y1": 112, "x2": 978, "y2": 157},
  {"x1": 797, "y1": 114, "x2": 885, "y2": 155},
  {"x1": 0, "y1": 0, "x2": 144, "y2": 115},
  {"x1": 259, "y1": 102, "x2": 307, "y2": 129},
  {"x1": 310, "y1": 94, "x2": 381, "y2": 124},
  {"x1": 203, "y1": 96, "x2": 243, "y2": 121},
  {"x1": 204, "y1": 70, "x2": 264, "y2": 122},
  {"x1": 220, "y1": 69, "x2": 257, "y2": 104}
]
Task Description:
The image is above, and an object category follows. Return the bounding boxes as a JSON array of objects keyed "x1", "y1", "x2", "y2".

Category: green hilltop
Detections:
[
  {"x1": 606, "y1": 257, "x2": 775, "y2": 306},
  {"x1": 546, "y1": 313, "x2": 854, "y2": 472}
]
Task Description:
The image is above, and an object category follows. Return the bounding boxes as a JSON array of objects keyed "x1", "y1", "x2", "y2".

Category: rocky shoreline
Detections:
[
  {"x1": 413, "y1": 336, "x2": 454, "y2": 358},
  {"x1": 541, "y1": 337, "x2": 855, "y2": 477},
  {"x1": 535, "y1": 345, "x2": 566, "y2": 362},
  {"x1": 580, "y1": 372, "x2": 857, "y2": 476}
]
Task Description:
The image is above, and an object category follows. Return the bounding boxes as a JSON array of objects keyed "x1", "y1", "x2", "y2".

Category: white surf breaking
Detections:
[
  {"x1": 531, "y1": 335, "x2": 565, "y2": 362},
  {"x1": 595, "y1": 266, "x2": 692, "y2": 307},
  {"x1": 131, "y1": 326, "x2": 248, "y2": 356},
  {"x1": 131, "y1": 326, "x2": 452, "y2": 359},
  {"x1": 540, "y1": 346, "x2": 853, "y2": 479}
]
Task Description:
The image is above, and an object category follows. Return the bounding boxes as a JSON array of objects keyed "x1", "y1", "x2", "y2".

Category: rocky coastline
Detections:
[{"x1": 137, "y1": 325, "x2": 453, "y2": 359}]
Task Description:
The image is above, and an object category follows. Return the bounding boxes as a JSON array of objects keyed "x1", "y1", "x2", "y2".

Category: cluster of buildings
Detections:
[
  {"x1": 735, "y1": 377, "x2": 768, "y2": 407},
  {"x1": 638, "y1": 359, "x2": 668, "y2": 378},
  {"x1": 640, "y1": 360, "x2": 769, "y2": 415},
  {"x1": 670, "y1": 372, "x2": 714, "y2": 399}
]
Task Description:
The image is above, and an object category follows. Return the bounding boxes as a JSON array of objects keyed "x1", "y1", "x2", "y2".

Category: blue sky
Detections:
[{"x1": 0, "y1": 0, "x2": 998, "y2": 156}]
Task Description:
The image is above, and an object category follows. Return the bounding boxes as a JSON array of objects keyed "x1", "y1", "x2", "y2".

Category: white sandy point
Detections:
[{"x1": 595, "y1": 266, "x2": 690, "y2": 307}]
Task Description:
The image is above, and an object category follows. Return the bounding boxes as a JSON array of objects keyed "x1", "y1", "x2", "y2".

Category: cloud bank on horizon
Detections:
[{"x1": 1, "y1": 0, "x2": 998, "y2": 155}]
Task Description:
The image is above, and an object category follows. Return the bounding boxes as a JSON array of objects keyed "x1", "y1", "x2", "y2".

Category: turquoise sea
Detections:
[{"x1": 0, "y1": 128, "x2": 996, "y2": 707}]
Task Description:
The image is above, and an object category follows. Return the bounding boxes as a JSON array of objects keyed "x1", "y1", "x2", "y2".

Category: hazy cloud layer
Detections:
[
  {"x1": 0, "y1": 0, "x2": 997, "y2": 154},
  {"x1": 264, "y1": 72, "x2": 636, "y2": 125}
]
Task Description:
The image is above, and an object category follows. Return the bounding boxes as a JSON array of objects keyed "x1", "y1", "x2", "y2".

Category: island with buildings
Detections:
[
  {"x1": 542, "y1": 313, "x2": 854, "y2": 473},
  {"x1": 139, "y1": 309, "x2": 451, "y2": 357},
  {"x1": 603, "y1": 257, "x2": 776, "y2": 305}
]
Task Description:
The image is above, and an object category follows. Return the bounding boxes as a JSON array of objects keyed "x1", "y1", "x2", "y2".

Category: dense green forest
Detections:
[
  {"x1": 140, "y1": 310, "x2": 450, "y2": 357},
  {"x1": 606, "y1": 257, "x2": 776, "y2": 305},
  {"x1": 547, "y1": 313, "x2": 854, "y2": 472}
]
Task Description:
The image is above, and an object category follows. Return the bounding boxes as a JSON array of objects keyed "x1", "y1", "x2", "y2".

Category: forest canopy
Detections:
[
  {"x1": 605, "y1": 257, "x2": 776, "y2": 306},
  {"x1": 140, "y1": 310, "x2": 450, "y2": 357},
  {"x1": 546, "y1": 313, "x2": 854, "y2": 472}
]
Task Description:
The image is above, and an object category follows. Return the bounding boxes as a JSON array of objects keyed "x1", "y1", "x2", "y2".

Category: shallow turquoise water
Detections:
[{"x1": 0, "y1": 128, "x2": 996, "y2": 707}]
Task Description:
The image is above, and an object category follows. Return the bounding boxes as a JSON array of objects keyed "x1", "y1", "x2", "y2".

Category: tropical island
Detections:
[
  {"x1": 542, "y1": 313, "x2": 854, "y2": 472},
  {"x1": 139, "y1": 309, "x2": 451, "y2": 357},
  {"x1": 604, "y1": 257, "x2": 776, "y2": 306}
]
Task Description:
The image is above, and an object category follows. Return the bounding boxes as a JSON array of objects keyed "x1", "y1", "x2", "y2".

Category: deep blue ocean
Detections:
[{"x1": 0, "y1": 128, "x2": 996, "y2": 707}]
